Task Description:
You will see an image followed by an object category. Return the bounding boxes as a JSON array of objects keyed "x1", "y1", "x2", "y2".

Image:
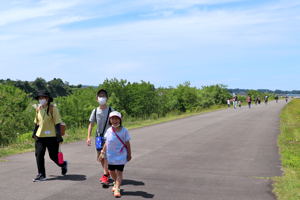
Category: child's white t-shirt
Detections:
[{"x1": 104, "y1": 127, "x2": 131, "y2": 165}]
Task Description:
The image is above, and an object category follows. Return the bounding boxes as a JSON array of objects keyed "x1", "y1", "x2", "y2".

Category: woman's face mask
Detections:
[
  {"x1": 98, "y1": 97, "x2": 107, "y2": 105},
  {"x1": 39, "y1": 99, "x2": 47, "y2": 106}
]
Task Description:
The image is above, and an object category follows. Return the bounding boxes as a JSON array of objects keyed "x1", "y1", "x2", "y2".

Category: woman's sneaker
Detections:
[
  {"x1": 33, "y1": 174, "x2": 47, "y2": 182},
  {"x1": 61, "y1": 161, "x2": 68, "y2": 175}
]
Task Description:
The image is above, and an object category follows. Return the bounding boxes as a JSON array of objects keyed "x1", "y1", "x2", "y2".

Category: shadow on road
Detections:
[
  {"x1": 122, "y1": 179, "x2": 145, "y2": 186},
  {"x1": 47, "y1": 174, "x2": 86, "y2": 181},
  {"x1": 122, "y1": 191, "x2": 155, "y2": 198},
  {"x1": 121, "y1": 179, "x2": 154, "y2": 198}
]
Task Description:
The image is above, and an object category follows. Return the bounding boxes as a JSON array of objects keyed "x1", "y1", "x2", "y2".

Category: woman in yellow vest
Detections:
[{"x1": 32, "y1": 91, "x2": 68, "y2": 182}]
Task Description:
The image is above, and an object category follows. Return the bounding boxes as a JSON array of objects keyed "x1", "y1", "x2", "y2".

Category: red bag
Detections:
[{"x1": 58, "y1": 145, "x2": 64, "y2": 165}]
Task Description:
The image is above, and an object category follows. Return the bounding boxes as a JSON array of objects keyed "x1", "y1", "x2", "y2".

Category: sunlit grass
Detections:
[{"x1": 273, "y1": 99, "x2": 300, "y2": 200}]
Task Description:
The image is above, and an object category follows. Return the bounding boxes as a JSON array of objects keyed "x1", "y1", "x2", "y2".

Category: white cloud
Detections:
[
  {"x1": 149, "y1": 0, "x2": 243, "y2": 10},
  {"x1": 1, "y1": 0, "x2": 299, "y2": 59},
  {"x1": 0, "y1": 34, "x2": 20, "y2": 41},
  {"x1": 43, "y1": 16, "x2": 93, "y2": 29},
  {"x1": 0, "y1": 0, "x2": 299, "y2": 89},
  {"x1": 0, "y1": 0, "x2": 81, "y2": 26}
]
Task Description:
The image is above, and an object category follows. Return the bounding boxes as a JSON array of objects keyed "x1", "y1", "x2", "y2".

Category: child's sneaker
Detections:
[
  {"x1": 111, "y1": 182, "x2": 116, "y2": 192},
  {"x1": 100, "y1": 174, "x2": 109, "y2": 184},
  {"x1": 113, "y1": 188, "x2": 121, "y2": 198}
]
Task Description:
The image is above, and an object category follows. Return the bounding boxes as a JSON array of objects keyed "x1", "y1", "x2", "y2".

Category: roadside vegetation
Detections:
[
  {"x1": 0, "y1": 78, "x2": 231, "y2": 157},
  {"x1": 0, "y1": 104, "x2": 226, "y2": 158},
  {"x1": 0, "y1": 78, "x2": 274, "y2": 158},
  {"x1": 273, "y1": 99, "x2": 300, "y2": 200}
]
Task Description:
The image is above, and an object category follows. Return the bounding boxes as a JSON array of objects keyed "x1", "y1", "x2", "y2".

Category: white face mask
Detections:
[
  {"x1": 98, "y1": 97, "x2": 107, "y2": 105},
  {"x1": 39, "y1": 99, "x2": 47, "y2": 106}
]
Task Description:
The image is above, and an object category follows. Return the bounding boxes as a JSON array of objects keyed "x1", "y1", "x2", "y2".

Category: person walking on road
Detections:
[
  {"x1": 255, "y1": 96, "x2": 261, "y2": 105},
  {"x1": 275, "y1": 95, "x2": 279, "y2": 103},
  {"x1": 264, "y1": 95, "x2": 269, "y2": 105},
  {"x1": 285, "y1": 96, "x2": 289, "y2": 103},
  {"x1": 233, "y1": 95, "x2": 238, "y2": 109},
  {"x1": 87, "y1": 89, "x2": 113, "y2": 185},
  {"x1": 32, "y1": 91, "x2": 68, "y2": 182},
  {"x1": 227, "y1": 99, "x2": 231, "y2": 108},
  {"x1": 100, "y1": 111, "x2": 132, "y2": 198},
  {"x1": 246, "y1": 95, "x2": 252, "y2": 108}
]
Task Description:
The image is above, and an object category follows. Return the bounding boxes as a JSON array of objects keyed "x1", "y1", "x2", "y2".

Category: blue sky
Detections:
[{"x1": 0, "y1": 0, "x2": 299, "y2": 90}]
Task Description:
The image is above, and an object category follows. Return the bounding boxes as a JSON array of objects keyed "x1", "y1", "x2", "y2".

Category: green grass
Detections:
[
  {"x1": 0, "y1": 132, "x2": 36, "y2": 158},
  {"x1": 273, "y1": 99, "x2": 300, "y2": 200},
  {"x1": 0, "y1": 105, "x2": 226, "y2": 158}
]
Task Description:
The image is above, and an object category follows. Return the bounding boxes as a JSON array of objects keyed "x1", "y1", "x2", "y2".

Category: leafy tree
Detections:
[
  {"x1": 172, "y1": 82, "x2": 200, "y2": 112},
  {"x1": 48, "y1": 78, "x2": 71, "y2": 97},
  {"x1": 32, "y1": 77, "x2": 47, "y2": 94},
  {"x1": 0, "y1": 84, "x2": 34, "y2": 146},
  {"x1": 155, "y1": 87, "x2": 178, "y2": 117},
  {"x1": 0, "y1": 78, "x2": 78, "y2": 99},
  {"x1": 15, "y1": 80, "x2": 35, "y2": 96},
  {"x1": 199, "y1": 84, "x2": 230, "y2": 108},
  {"x1": 100, "y1": 78, "x2": 129, "y2": 114},
  {"x1": 55, "y1": 87, "x2": 97, "y2": 128}
]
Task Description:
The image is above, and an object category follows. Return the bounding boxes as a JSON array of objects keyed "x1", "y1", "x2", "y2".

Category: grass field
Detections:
[
  {"x1": 273, "y1": 99, "x2": 300, "y2": 200},
  {"x1": 0, "y1": 105, "x2": 226, "y2": 159}
]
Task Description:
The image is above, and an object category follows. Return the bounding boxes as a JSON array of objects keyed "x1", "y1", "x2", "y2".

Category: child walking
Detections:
[
  {"x1": 100, "y1": 111, "x2": 132, "y2": 198},
  {"x1": 87, "y1": 89, "x2": 113, "y2": 185}
]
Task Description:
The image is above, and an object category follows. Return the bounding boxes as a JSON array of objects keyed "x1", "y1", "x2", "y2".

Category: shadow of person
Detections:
[
  {"x1": 121, "y1": 179, "x2": 154, "y2": 198},
  {"x1": 122, "y1": 191, "x2": 155, "y2": 198},
  {"x1": 47, "y1": 174, "x2": 86, "y2": 181},
  {"x1": 122, "y1": 179, "x2": 145, "y2": 186}
]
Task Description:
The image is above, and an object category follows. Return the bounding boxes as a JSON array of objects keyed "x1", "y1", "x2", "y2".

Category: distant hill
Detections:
[{"x1": 228, "y1": 88, "x2": 300, "y2": 95}]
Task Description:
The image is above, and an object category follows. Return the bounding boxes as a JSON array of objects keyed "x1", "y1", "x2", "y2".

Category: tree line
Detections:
[
  {"x1": 1, "y1": 78, "x2": 272, "y2": 147},
  {"x1": 228, "y1": 88, "x2": 300, "y2": 95},
  {"x1": 54, "y1": 79, "x2": 232, "y2": 129},
  {"x1": 0, "y1": 78, "x2": 82, "y2": 98}
]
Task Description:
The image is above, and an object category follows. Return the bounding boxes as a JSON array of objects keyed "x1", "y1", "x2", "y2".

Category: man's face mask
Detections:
[{"x1": 98, "y1": 97, "x2": 107, "y2": 105}]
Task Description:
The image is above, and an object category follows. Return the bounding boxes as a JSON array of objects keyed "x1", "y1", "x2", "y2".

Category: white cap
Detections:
[{"x1": 109, "y1": 111, "x2": 122, "y2": 119}]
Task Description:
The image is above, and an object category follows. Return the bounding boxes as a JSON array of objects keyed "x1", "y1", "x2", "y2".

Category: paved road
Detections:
[{"x1": 1, "y1": 100, "x2": 286, "y2": 200}]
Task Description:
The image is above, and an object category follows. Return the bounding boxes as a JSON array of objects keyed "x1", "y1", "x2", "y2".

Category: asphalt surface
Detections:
[{"x1": 0, "y1": 100, "x2": 286, "y2": 200}]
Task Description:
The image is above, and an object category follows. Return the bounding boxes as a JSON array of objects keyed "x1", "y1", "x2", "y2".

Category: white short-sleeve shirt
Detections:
[{"x1": 104, "y1": 127, "x2": 131, "y2": 165}]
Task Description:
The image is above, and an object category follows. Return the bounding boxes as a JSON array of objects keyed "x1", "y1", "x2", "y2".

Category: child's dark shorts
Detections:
[{"x1": 108, "y1": 164, "x2": 125, "y2": 172}]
